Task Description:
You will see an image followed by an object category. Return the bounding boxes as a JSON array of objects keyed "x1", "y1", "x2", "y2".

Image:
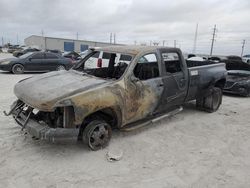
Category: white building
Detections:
[{"x1": 24, "y1": 35, "x2": 119, "y2": 52}]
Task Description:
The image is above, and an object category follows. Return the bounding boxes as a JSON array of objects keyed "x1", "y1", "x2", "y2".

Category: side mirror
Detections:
[{"x1": 28, "y1": 58, "x2": 32, "y2": 61}]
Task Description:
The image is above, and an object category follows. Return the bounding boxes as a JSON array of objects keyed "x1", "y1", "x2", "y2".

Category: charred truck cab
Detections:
[{"x1": 5, "y1": 46, "x2": 227, "y2": 150}]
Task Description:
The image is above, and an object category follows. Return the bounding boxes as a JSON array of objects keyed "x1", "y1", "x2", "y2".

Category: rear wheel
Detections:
[
  {"x1": 196, "y1": 87, "x2": 222, "y2": 113},
  {"x1": 82, "y1": 119, "x2": 112, "y2": 151},
  {"x1": 12, "y1": 64, "x2": 24, "y2": 74},
  {"x1": 56, "y1": 65, "x2": 66, "y2": 71}
]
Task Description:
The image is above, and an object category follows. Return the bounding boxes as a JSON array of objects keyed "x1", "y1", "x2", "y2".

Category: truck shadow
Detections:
[{"x1": 19, "y1": 102, "x2": 202, "y2": 154}]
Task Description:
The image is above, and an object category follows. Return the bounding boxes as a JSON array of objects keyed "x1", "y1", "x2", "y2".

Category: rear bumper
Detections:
[{"x1": 5, "y1": 100, "x2": 79, "y2": 142}]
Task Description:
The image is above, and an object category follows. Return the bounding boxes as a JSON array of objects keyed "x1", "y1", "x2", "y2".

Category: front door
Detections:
[
  {"x1": 124, "y1": 53, "x2": 164, "y2": 124},
  {"x1": 156, "y1": 49, "x2": 188, "y2": 112},
  {"x1": 25, "y1": 53, "x2": 46, "y2": 71}
]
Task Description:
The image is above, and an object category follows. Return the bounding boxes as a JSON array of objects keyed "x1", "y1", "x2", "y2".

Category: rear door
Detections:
[
  {"x1": 44, "y1": 52, "x2": 60, "y2": 70},
  {"x1": 155, "y1": 49, "x2": 188, "y2": 112}
]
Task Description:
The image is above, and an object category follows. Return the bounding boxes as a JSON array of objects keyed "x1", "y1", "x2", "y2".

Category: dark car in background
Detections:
[
  {"x1": 223, "y1": 61, "x2": 250, "y2": 97},
  {"x1": 13, "y1": 48, "x2": 40, "y2": 57},
  {"x1": 46, "y1": 49, "x2": 62, "y2": 55},
  {"x1": 223, "y1": 70, "x2": 250, "y2": 97},
  {"x1": 0, "y1": 52, "x2": 74, "y2": 74}
]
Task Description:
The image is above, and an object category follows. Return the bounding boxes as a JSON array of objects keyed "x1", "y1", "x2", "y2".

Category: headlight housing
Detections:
[{"x1": 1, "y1": 61, "x2": 10, "y2": 65}]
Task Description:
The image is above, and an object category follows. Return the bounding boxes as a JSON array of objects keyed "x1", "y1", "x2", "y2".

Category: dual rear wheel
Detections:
[{"x1": 196, "y1": 87, "x2": 222, "y2": 112}]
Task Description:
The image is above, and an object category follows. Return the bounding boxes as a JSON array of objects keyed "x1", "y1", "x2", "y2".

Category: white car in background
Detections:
[
  {"x1": 84, "y1": 50, "x2": 132, "y2": 69},
  {"x1": 242, "y1": 55, "x2": 250, "y2": 64}
]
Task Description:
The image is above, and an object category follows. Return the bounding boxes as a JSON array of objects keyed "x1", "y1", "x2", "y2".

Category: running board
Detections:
[{"x1": 121, "y1": 106, "x2": 183, "y2": 131}]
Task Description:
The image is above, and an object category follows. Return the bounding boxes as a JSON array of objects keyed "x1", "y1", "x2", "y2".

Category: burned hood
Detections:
[{"x1": 14, "y1": 70, "x2": 109, "y2": 110}]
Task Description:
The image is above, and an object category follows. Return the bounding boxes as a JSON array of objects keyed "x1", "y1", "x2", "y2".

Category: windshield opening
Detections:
[{"x1": 74, "y1": 50, "x2": 133, "y2": 80}]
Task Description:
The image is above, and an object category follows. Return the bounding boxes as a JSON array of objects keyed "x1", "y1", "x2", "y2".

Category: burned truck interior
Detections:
[{"x1": 74, "y1": 51, "x2": 133, "y2": 80}]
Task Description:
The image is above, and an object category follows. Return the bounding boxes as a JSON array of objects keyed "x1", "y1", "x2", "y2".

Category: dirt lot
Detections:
[{"x1": 0, "y1": 53, "x2": 250, "y2": 188}]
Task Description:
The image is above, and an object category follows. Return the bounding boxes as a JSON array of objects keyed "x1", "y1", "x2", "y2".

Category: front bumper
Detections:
[
  {"x1": 223, "y1": 82, "x2": 250, "y2": 96},
  {"x1": 4, "y1": 100, "x2": 79, "y2": 142},
  {"x1": 0, "y1": 64, "x2": 11, "y2": 71}
]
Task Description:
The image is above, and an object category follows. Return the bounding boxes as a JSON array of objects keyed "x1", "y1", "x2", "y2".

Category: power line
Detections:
[{"x1": 210, "y1": 24, "x2": 217, "y2": 56}]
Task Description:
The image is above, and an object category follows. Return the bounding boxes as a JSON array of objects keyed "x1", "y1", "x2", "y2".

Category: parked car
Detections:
[
  {"x1": 242, "y1": 54, "x2": 250, "y2": 63},
  {"x1": 63, "y1": 51, "x2": 81, "y2": 61},
  {"x1": 7, "y1": 45, "x2": 22, "y2": 53},
  {"x1": 0, "y1": 51, "x2": 73, "y2": 74},
  {"x1": 46, "y1": 49, "x2": 62, "y2": 55},
  {"x1": 208, "y1": 56, "x2": 222, "y2": 63},
  {"x1": 223, "y1": 70, "x2": 250, "y2": 97},
  {"x1": 223, "y1": 61, "x2": 250, "y2": 96},
  {"x1": 13, "y1": 48, "x2": 40, "y2": 57},
  {"x1": 5, "y1": 46, "x2": 227, "y2": 150}
]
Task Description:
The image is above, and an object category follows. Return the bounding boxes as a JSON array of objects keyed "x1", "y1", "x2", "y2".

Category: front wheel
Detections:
[
  {"x1": 82, "y1": 119, "x2": 112, "y2": 151},
  {"x1": 196, "y1": 87, "x2": 222, "y2": 113},
  {"x1": 12, "y1": 64, "x2": 24, "y2": 74}
]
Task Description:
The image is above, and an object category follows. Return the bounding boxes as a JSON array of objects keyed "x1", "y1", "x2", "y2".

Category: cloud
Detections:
[{"x1": 0, "y1": 0, "x2": 249, "y2": 55}]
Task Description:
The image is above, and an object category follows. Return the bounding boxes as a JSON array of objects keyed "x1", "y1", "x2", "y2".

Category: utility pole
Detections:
[
  {"x1": 76, "y1": 32, "x2": 79, "y2": 40},
  {"x1": 241, "y1": 39, "x2": 246, "y2": 57},
  {"x1": 210, "y1": 24, "x2": 217, "y2": 56},
  {"x1": 1, "y1": 37, "x2": 4, "y2": 46},
  {"x1": 162, "y1": 40, "x2": 165, "y2": 46},
  {"x1": 174, "y1": 40, "x2": 176, "y2": 48},
  {"x1": 16, "y1": 34, "x2": 19, "y2": 45},
  {"x1": 192, "y1": 23, "x2": 198, "y2": 54},
  {"x1": 110, "y1": 33, "x2": 112, "y2": 44},
  {"x1": 114, "y1": 33, "x2": 116, "y2": 44}
]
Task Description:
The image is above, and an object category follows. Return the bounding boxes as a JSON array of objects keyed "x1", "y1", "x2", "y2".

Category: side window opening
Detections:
[
  {"x1": 134, "y1": 53, "x2": 159, "y2": 80},
  {"x1": 45, "y1": 53, "x2": 58, "y2": 59},
  {"x1": 162, "y1": 52, "x2": 182, "y2": 74},
  {"x1": 32, "y1": 53, "x2": 44, "y2": 59}
]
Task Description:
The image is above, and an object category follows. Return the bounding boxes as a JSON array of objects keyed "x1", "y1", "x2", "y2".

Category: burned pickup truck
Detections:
[{"x1": 5, "y1": 46, "x2": 227, "y2": 150}]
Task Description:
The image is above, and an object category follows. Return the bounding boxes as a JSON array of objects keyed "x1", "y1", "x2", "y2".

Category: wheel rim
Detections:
[
  {"x1": 13, "y1": 65, "x2": 24, "y2": 74},
  {"x1": 57, "y1": 65, "x2": 65, "y2": 71},
  {"x1": 89, "y1": 123, "x2": 110, "y2": 150}
]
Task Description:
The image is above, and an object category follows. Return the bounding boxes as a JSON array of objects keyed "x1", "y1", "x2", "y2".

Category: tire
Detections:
[
  {"x1": 12, "y1": 64, "x2": 24, "y2": 74},
  {"x1": 196, "y1": 87, "x2": 222, "y2": 113},
  {"x1": 56, "y1": 65, "x2": 66, "y2": 71},
  {"x1": 82, "y1": 119, "x2": 112, "y2": 151}
]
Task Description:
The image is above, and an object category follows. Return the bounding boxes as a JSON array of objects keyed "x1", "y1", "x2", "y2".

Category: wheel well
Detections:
[
  {"x1": 215, "y1": 79, "x2": 226, "y2": 89},
  {"x1": 81, "y1": 108, "x2": 119, "y2": 129}
]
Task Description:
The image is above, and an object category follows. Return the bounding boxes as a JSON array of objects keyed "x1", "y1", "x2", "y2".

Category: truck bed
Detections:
[{"x1": 185, "y1": 62, "x2": 226, "y2": 101}]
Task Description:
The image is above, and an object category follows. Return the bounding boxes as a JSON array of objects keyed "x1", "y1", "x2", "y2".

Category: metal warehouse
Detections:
[{"x1": 24, "y1": 35, "x2": 119, "y2": 52}]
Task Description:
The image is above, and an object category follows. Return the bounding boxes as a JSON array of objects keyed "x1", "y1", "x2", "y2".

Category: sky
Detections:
[{"x1": 0, "y1": 0, "x2": 250, "y2": 55}]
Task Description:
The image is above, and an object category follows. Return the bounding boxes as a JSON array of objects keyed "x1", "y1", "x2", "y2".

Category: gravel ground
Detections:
[{"x1": 0, "y1": 53, "x2": 250, "y2": 188}]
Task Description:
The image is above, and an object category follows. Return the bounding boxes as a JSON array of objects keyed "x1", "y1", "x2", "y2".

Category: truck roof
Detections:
[{"x1": 96, "y1": 45, "x2": 176, "y2": 56}]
